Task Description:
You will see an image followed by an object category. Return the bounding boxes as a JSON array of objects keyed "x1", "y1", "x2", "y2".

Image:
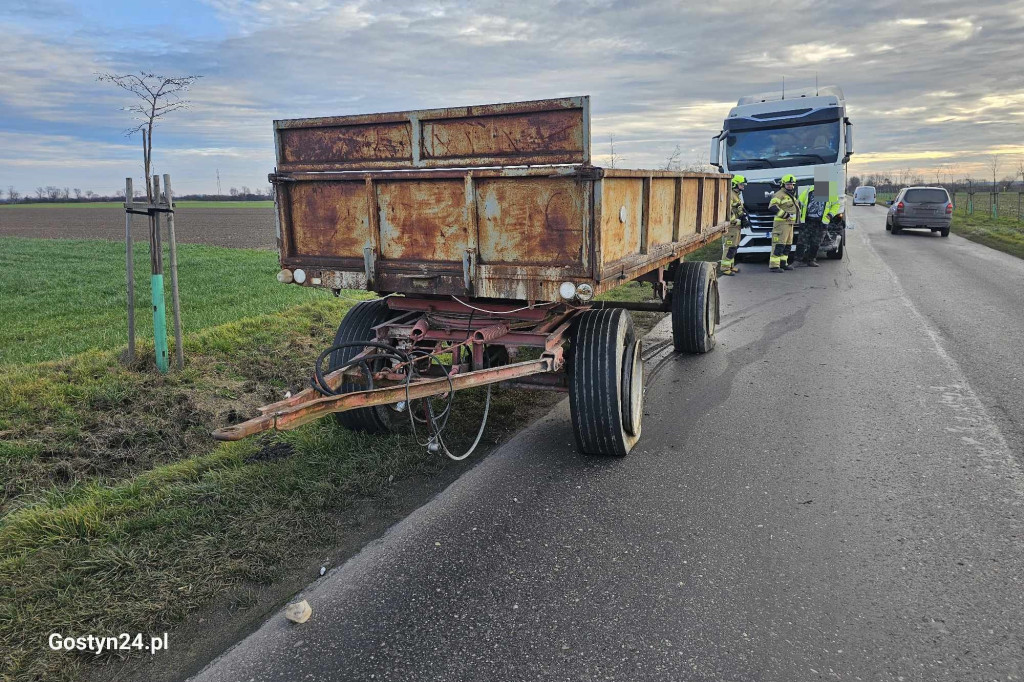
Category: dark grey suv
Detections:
[{"x1": 885, "y1": 187, "x2": 953, "y2": 237}]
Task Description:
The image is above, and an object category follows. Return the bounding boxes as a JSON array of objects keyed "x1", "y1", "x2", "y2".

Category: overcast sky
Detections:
[{"x1": 1, "y1": 0, "x2": 1022, "y2": 196}]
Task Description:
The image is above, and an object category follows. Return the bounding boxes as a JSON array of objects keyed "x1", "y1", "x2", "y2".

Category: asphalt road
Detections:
[{"x1": 192, "y1": 205, "x2": 1023, "y2": 682}]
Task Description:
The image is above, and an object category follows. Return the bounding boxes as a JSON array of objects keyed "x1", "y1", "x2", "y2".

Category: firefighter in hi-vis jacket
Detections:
[
  {"x1": 768, "y1": 174, "x2": 800, "y2": 272},
  {"x1": 721, "y1": 174, "x2": 747, "y2": 275}
]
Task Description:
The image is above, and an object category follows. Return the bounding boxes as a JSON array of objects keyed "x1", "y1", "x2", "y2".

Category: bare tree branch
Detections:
[
  {"x1": 662, "y1": 144, "x2": 682, "y2": 171},
  {"x1": 97, "y1": 71, "x2": 202, "y2": 199}
]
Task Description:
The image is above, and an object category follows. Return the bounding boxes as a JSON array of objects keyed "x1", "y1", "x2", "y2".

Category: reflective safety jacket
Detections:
[
  {"x1": 797, "y1": 187, "x2": 841, "y2": 225},
  {"x1": 769, "y1": 188, "x2": 800, "y2": 225},
  {"x1": 729, "y1": 192, "x2": 746, "y2": 227}
]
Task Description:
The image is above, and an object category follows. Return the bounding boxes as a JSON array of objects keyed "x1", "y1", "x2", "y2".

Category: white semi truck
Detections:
[{"x1": 710, "y1": 85, "x2": 854, "y2": 259}]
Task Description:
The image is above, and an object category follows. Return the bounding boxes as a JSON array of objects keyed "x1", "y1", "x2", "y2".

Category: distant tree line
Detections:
[
  {"x1": 1, "y1": 184, "x2": 274, "y2": 204},
  {"x1": 847, "y1": 157, "x2": 1024, "y2": 195}
]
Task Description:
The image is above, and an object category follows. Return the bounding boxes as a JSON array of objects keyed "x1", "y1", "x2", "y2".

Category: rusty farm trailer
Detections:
[{"x1": 215, "y1": 97, "x2": 730, "y2": 457}]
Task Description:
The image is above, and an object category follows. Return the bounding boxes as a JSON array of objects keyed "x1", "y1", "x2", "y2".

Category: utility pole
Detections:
[{"x1": 217, "y1": 168, "x2": 222, "y2": 196}]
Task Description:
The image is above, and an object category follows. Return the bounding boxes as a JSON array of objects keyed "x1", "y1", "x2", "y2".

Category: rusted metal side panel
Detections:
[
  {"x1": 285, "y1": 180, "x2": 370, "y2": 259},
  {"x1": 679, "y1": 178, "x2": 700, "y2": 238},
  {"x1": 599, "y1": 178, "x2": 643, "y2": 265},
  {"x1": 647, "y1": 178, "x2": 676, "y2": 248},
  {"x1": 278, "y1": 123, "x2": 412, "y2": 171},
  {"x1": 701, "y1": 178, "x2": 717, "y2": 231},
  {"x1": 422, "y1": 111, "x2": 586, "y2": 166},
  {"x1": 275, "y1": 97, "x2": 588, "y2": 171},
  {"x1": 376, "y1": 179, "x2": 470, "y2": 262},
  {"x1": 277, "y1": 166, "x2": 730, "y2": 302},
  {"x1": 717, "y1": 178, "x2": 730, "y2": 226},
  {"x1": 475, "y1": 177, "x2": 587, "y2": 267}
]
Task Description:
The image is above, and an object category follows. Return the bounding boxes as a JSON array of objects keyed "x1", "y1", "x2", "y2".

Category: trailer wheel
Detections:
[
  {"x1": 671, "y1": 261, "x2": 718, "y2": 354},
  {"x1": 328, "y1": 299, "x2": 397, "y2": 434},
  {"x1": 568, "y1": 309, "x2": 643, "y2": 457}
]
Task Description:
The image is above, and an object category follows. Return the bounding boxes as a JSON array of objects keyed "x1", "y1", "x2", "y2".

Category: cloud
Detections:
[{"x1": 1, "y1": 0, "x2": 1022, "y2": 192}]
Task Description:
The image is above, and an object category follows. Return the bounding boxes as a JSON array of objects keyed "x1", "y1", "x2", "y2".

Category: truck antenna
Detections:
[
  {"x1": 782, "y1": 76, "x2": 785, "y2": 99},
  {"x1": 815, "y1": 72, "x2": 819, "y2": 95}
]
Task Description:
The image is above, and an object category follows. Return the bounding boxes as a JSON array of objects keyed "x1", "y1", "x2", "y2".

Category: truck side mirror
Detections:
[
  {"x1": 709, "y1": 134, "x2": 721, "y2": 170},
  {"x1": 844, "y1": 120, "x2": 854, "y2": 157}
]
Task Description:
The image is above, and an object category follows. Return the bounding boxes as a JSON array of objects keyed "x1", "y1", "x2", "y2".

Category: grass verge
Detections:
[
  {"x1": 0, "y1": 297, "x2": 546, "y2": 681},
  {"x1": 0, "y1": 237, "x2": 331, "y2": 366},
  {"x1": 950, "y1": 214, "x2": 1024, "y2": 260}
]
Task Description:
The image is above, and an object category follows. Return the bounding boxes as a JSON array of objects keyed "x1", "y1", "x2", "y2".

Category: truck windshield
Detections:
[{"x1": 726, "y1": 121, "x2": 840, "y2": 170}]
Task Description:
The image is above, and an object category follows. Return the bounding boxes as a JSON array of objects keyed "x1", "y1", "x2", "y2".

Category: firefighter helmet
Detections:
[
  {"x1": 781, "y1": 174, "x2": 797, "y2": 184},
  {"x1": 731, "y1": 174, "x2": 747, "y2": 187}
]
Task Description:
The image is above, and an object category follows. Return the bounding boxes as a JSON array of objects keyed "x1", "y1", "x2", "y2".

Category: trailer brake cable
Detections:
[{"x1": 311, "y1": 341, "x2": 492, "y2": 462}]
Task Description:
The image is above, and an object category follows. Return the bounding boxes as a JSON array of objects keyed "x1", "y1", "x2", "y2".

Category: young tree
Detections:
[
  {"x1": 607, "y1": 134, "x2": 621, "y2": 169},
  {"x1": 662, "y1": 143, "x2": 682, "y2": 171},
  {"x1": 97, "y1": 71, "x2": 201, "y2": 200},
  {"x1": 7, "y1": 186, "x2": 19, "y2": 203},
  {"x1": 988, "y1": 155, "x2": 999, "y2": 191},
  {"x1": 73, "y1": 188, "x2": 82, "y2": 200}
]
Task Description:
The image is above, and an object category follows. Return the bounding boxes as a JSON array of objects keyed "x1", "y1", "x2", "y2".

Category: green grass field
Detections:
[
  {"x1": 1, "y1": 235, "x2": 719, "y2": 681},
  {"x1": 950, "y1": 213, "x2": 1024, "y2": 260},
  {"x1": 0, "y1": 238, "x2": 332, "y2": 365},
  {"x1": 1, "y1": 200, "x2": 275, "y2": 209}
]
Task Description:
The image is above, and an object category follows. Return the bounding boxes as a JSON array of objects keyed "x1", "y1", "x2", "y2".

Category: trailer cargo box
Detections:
[
  {"x1": 270, "y1": 96, "x2": 729, "y2": 302},
  {"x1": 218, "y1": 97, "x2": 730, "y2": 458}
]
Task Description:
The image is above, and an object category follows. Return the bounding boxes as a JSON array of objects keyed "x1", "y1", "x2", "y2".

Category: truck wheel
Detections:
[
  {"x1": 671, "y1": 261, "x2": 718, "y2": 354},
  {"x1": 826, "y1": 233, "x2": 844, "y2": 260},
  {"x1": 328, "y1": 299, "x2": 396, "y2": 434},
  {"x1": 568, "y1": 309, "x2": 643, "y2": 457},
  {"x1": 940, "y1": 227, "x2": 950, "y2": 237},
  {"x1": 891, "y1": 222, "x2": 902, "y2": 235}
]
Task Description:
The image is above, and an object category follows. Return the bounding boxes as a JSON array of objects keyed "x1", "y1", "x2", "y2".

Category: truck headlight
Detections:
[
  {"x1": 293, "y1": 268, "x2": 307, "y2": 284},
  {"x1": 575, "y1": 283, "x2": 594, "y2": 301},
  {"x1": 277, "y1": 269, "x2": 294, "y2": 284},
  {"x1": 559, "y1": 281, "x2": 577, "y2": 300}
]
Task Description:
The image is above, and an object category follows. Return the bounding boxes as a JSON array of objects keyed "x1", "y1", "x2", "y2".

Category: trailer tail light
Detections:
[
  {"x1": 896, "y1": 201, "x2": 905, "y2": 212},
  {"x1": 945, "y1": 202, "x2": 953, "y2": 214}
]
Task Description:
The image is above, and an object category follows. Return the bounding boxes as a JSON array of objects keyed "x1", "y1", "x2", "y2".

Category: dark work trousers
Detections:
[{"x1": 795, "y1": 220, "x2": 826, "y2": 263}]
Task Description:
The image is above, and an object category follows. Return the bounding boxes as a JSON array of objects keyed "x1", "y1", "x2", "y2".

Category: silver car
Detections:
[{"x1": 885, "y1": 186, "x2": 953, "y2": 237}]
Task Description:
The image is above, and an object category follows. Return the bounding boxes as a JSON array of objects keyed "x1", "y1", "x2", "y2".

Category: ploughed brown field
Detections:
[{"x1": 0, "y1": 205, "x2": 278, "y2": 249}]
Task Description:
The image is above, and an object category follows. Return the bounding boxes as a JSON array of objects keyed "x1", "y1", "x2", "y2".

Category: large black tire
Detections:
[
  {"x1": 940, "y1": 227, "x2": 950, "y2": 237},
  {"x1": 826, "y1": 232, "x2": 845, "y2": 260},
  {"x1": 891, "y1": 221, "x2": 902, "y2": 235},
  {"x1": 885, "y1": 218, "x2": 892, "y2": 231},
  {"x1": 568, "y1": 309, "x2": 643, "y2": 457},
  {"x1": 328, "y1": 299, "x2": 397, "y2": 434},
  {"x1": 671, "y1": 261, "x2": 718, "y2": 354}
]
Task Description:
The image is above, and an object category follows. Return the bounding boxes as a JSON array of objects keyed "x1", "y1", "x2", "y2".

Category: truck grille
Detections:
[{"x1": 747, "y1": 209, "x2": 775, "y2": 231}]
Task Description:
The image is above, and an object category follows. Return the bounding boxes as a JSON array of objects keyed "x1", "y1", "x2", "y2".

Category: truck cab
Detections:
[{"x1": 710, "y1": 85, "x2": 854, "y2": 258}]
